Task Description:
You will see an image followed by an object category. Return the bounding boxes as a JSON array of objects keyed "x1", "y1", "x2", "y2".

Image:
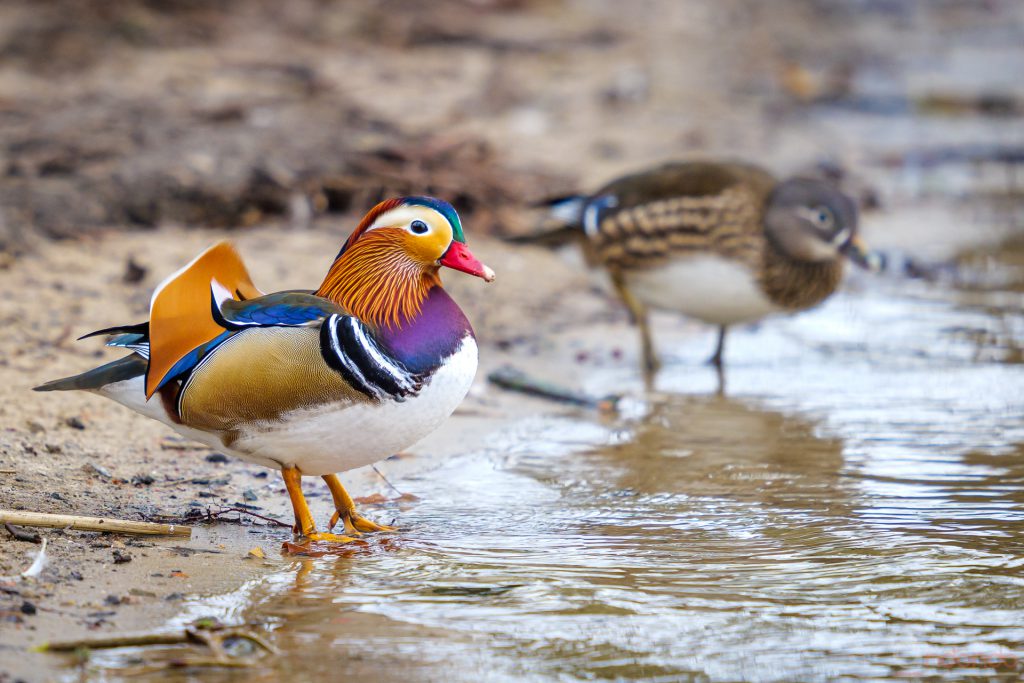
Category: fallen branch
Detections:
[
  {"x1": 41, "y1": 631, "x2": 192, "y2": 651},
  {"x1": 487, "y1": 365, "x2": 620, "y2": 411},
  {"x1": 38, "y1": 618, "x2": 277, "y2": 670},
  {"x1": 0, "y1": 511, "x2": 191, "y2": 537},
  {"x1": 199, "y1": 507, "x2": 291, "y2": 529}
]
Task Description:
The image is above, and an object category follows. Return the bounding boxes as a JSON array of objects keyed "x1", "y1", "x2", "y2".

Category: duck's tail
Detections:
[
  {"x1": 505, "y1": 195, "x2": 588, "y2": 247},
  {"x1": 33, "y1": 355, "x2": 148, "y2": 392}
]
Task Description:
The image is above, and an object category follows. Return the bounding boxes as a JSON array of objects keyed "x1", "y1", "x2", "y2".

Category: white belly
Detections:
[
  {"x1": 624, "y1": 256, "x2": 781, "y2": 326},
  {"x1": 229, "y1": 336, "x2": 478, "y2": 475},
  {"x1": 99, "y1": 337, "x2": 479, "y2": 476}
]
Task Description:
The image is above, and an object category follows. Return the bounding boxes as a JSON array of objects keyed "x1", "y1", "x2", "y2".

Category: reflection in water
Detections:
[{"x1": 90, "y1": 383, "x2": 1024, "y2": 681}]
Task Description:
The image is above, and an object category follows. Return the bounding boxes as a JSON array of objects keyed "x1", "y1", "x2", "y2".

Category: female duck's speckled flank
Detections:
[
  {"x1": 36, "y1": 197, "x2": 494, "y2": 545},
  {"x1": 537, "y1": 161, "x2": 879, "y2": 378}
]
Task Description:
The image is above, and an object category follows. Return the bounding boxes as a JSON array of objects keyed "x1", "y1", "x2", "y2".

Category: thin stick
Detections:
[
  {"x1": 39, "y1": 624, "x2": 277, "y2": 656},
  {"x1": 210, "y1": 507, "x2": 291, "y2": 529},
  {"x1": 0, "y1": 510, "x2": 191, "y2": 538},
  {"x1": 40, "y1": 632, "x2": 189, "y2": 652},
  {"x1": 372, "y1": 465, "x2": 405, "y2": 497},
  {"x1": 3, "y1": 522, "x2": 41, "y2": 543},
  {"x1": 0, "y1": 470, "x2": 16, "y2": 475}
]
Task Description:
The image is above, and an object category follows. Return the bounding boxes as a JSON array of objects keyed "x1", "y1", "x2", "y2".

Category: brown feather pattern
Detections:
[{"x1": 583, "y1": 161, "x2": 844, "y2": 310}]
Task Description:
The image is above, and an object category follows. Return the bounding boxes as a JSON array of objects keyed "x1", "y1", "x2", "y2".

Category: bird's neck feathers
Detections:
[{"x1": 315, "y1": 228, "x2": 440, "y2": 330}]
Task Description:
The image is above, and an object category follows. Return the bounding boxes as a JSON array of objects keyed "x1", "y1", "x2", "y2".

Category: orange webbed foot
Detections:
[{"x1": 328, "y1": 510, "x2": 396, "y2": 536}]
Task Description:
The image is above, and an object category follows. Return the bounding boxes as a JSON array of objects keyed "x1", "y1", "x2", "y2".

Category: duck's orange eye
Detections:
[{"x1": 410, "y1": 220, "x2": 429, "y2": 235}]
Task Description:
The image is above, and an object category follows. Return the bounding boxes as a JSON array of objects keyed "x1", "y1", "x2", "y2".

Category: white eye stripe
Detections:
[
  {"x1": 797, "y1": 206, "x2": 835, "y2": 226},
  {"x1": 368, "y1": 206, "x2": 448, "y2": 232}
]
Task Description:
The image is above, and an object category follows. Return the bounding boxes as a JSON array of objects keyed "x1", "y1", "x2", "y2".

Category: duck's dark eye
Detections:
[
  {"x1": 810, "y1": 205, "x2": 834, "y2": 230},
  {"x1": 410, "y1": 220, "x2": 429, "y2": 235}
]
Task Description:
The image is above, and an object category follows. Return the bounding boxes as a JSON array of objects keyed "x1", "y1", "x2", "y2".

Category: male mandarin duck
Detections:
[
  {"x1": 533, "y1": 161, "x2": 880, "y2": 378},
  {"x1": 36, "y1": 197, "x2": 494, "y2": 544}
]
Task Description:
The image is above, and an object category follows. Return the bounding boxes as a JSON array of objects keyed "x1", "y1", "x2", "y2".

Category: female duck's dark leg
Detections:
[
  {"x1": 708, "y1": 326, "x2": 727, "y2": 368},
  {"x1": 322, "y1": 474, "x2": 395, "y2": 535},
  {"x1": 611, "y1": 273, "x2": 660, "y2": 382}
]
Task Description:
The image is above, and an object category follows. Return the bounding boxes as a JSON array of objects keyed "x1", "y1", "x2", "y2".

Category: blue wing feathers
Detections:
[
  {"x1": 154, "y1": 330, "x2": 235, "y2": 392},
  {"x1": 216, "y1": 291, "x2": 342, "y2": 329},
  {"x1": 230, "y1": 302, "x2": 332, "y2": 326}
]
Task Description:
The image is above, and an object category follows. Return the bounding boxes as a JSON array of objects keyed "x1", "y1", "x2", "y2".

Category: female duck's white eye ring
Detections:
[
  {"x1": 813, "y1": 205, "x2": 834, "y2": 230},
  {"x1": 410, "y1": 220, "x2": 429, "y2": 235},
  {"x1": 797, "y1": 205, "x2": 835, "y2": 232}
]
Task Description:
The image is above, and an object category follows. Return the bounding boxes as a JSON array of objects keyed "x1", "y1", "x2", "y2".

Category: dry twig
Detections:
[
  {"x1": 39, "y1": 619, "x2": 276, "y2": 670},
  {"x1": 0, "y1": 510, "x2": 191, "y2": 537}
]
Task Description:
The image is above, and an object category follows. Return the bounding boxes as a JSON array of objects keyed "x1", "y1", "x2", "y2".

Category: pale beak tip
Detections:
[{"x1": 482, "y1": 265, "x2": 496, "y2": 283}]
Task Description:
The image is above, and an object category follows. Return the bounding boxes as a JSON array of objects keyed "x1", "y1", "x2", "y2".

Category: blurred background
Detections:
[
  {"x1": 1, "y1": 0, "x2": 1021, "y2": 253},
  {"x1": 1, "y1": 1, "x2": 1023, "y2": 681}
]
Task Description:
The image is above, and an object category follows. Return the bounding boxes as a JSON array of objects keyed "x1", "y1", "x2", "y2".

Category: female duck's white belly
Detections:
[
  {"x1": 624, "y1": 255, "x2": 781, "y2": 326},
  {"x1": 227, "y1": 336, "x2": 478, "y2": 475}
]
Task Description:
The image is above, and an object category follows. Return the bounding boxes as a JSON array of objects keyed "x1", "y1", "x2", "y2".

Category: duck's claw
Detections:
[
  {"x1": 282, "y1": 533, "x2": 365, "y2": 556},
  {"x1": 301, "y1": 531, "x2": 359, "y2": 544},
  {"x1": 329, "y1": 510, "x2": 396, "y2": 535}
]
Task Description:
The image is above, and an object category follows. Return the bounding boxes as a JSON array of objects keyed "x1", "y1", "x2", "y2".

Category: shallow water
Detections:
[{"x1": 79, "y1": 234, "x2": 1024, "y2": 681}]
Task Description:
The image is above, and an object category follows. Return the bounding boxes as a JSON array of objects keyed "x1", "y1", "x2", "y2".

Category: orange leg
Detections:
[
  {"x1": 281, "y1": 467, "x2": 356, "y2": 544},
  {"x1": 322, "y1": 474, "x2": 395, "y2": 535}
]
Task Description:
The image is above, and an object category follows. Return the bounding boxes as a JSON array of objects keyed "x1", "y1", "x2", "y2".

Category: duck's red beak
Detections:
[{"x1": 440, "y1": 242, "x2": 495, "y2": 282}]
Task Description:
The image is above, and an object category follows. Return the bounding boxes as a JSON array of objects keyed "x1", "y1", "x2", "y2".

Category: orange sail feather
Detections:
[{"x1": 145, "y1": 242, "x2": 263, "y2": 398}]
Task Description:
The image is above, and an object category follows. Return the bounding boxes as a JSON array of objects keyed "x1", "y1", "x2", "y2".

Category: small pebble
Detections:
[
  {"x1": 20, "y1": 600, "x2": 36, "y2": 616},
  {"x1": 83, "y1": 463, "x2": 112, "y2": 479},
  {"x1": 65, "y1": 416, "x2": 86, "y2": 430},
  {"x1": 191, "y1": 476, "x2": 230, "y2": 485},
  {"x1": 123, "y1": 257, "x2": 147, "y2": 284},
  {"x1": 112, "y1": 549, "x2": 133, "y2": 564},
  {"x1": 205, "y1": 453, "x2": 229, "y2": 464}
]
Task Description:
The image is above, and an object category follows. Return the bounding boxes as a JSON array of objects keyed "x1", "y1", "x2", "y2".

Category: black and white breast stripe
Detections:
[{"x1": 319, "y1": 314, "x2": 423, "y2": 402}]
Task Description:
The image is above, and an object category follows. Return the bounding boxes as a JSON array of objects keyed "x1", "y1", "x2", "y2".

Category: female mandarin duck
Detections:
[
  {"x1": 533, "y1": 161, "x2": 879, "y2": 380},
  {"x1": 36, "y1": 197, "x2": 494, "y2": 544}
]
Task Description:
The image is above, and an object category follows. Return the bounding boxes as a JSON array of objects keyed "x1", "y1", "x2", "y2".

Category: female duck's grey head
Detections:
[{"x1": 764, "y1": 178, "x2": 877, "y2": 269}]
